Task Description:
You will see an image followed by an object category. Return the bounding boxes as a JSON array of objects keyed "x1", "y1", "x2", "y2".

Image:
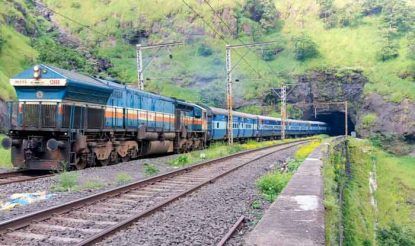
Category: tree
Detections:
[
  {"x1": 382, "y1": 0, "x2": 415, "y2": 33},
  {"x1": 243, "y1": 0, "x2": 279, "y2": 32},
  {"x1": 293, "y1": 34, "x2": 319, "y2": 61},
  {"x1": 377, "y1": 29, "x2": 399, "y2": 61},
  {"x1": 197, "y1": 43, "x2": 213, "y2": 57}
]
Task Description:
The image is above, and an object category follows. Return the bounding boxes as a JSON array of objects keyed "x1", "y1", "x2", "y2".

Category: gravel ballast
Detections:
[
  {"x1": 0, "y1": 153, "x2": 183, "y2": 221},
  {"x1": 98, "y1": 146, "x2": 298, "y2": 246}
]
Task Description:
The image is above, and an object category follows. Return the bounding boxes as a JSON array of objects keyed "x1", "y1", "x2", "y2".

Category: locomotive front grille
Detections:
[
  {"x1": 22, "y1": 104, "x2": 39, "y2": 127},
  {"x1": 22, "y1": 103, "x2": 57, "y2": 128},
  {"x1": 41, "y1": 104, "x2": 57, "y2": 128}
]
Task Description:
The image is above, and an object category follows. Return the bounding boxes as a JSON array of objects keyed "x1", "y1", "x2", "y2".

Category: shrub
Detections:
[
  {"x1": 293, "y1": 34, "x2": 319, "y2": 61},
  {"x1": 261, "y1": 49, "x2": 276, "y2": 61},
  {"x1": 377, "y1": 224, "x2": 415, "y2": 246},
  {"x1": 243, "y1": 0, "x2": 279, "y2": 32},
  {"x1": 171, "y1": 155, "x2": 190, "y2": 167},
  {"x1": 197, "y1": 43, "x2": 213, "y2": 57},
  {"x1": 256, "y1": 171, "x2": 292, "y2": 202},
  {"x1": 143, "y1": 163, "x2": 159, "y2": 176},
  {"x1": 378, "y1": 39, "x2": 399, "y2": 61},
  {"x1": 362, "y1": 113, "x2": 377, "y2": 128},
  {"x1": 115, "y1": 172, "x2": 133, "y2": 185},
  {"x1": 52, "y1": 172, "x2": 79, "y2": 192}
]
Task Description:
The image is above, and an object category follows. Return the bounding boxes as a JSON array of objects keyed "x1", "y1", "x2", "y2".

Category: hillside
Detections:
[{"x1": 0, "y1": 0, "x2": 414, "y2": 152}]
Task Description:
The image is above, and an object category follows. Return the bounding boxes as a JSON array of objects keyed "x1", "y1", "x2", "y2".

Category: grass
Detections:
[
  {"x1": 169, "y1": 137, "x2": 318, "y2": 168},
  {"x1": 51, "y1": 171, "x2": 79, "y2": 192},
  {"x1": 143, "y1": 163, "x2": 159, "y2": 176},
  {"x1": 82, "y1": 179, "x2": 104, "y2": 190},
  {"x1": 324, "y1": 138, "x2": 415, "y2": 245},
  {"x1": 256, "y1": 139, "x2": 322, "y2": 202},
  {"x1": 115, "y1": 172, "x2": 133, "y2": 185},
  {"x1": 0, "y1": 134, "x2": 12, "y2": 169}
]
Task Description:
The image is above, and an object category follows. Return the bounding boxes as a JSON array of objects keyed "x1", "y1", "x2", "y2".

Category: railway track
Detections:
[
  {"x1": 0, "y1": 171, "x2": 53, "y2": 186},
  {"x1": 0, "y1": 139, "x2": 312, "y2": 246}
]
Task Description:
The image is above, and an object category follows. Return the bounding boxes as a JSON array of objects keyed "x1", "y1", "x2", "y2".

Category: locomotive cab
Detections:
[{"x1": 5, "y1": 64, "x2": 113, "y2": 170}]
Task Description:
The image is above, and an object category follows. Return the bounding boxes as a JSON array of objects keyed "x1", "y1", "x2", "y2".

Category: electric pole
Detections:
[
  {"x1": 280, "y1": 84, "x2": 287, "y2": 140},
  {"x1": 226, "y1": 45, "x2": 233, "y2": 145},
  {"x1": 225, "y1": 41, "x2": 278, "y2": 145},
  {"x1": 136, "y1": 41, "x2": 184, "y2": 90}
]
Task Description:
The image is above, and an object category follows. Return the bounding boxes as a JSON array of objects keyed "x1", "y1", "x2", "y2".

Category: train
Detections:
[{"x1": 1, "y1": 64, "x2": 328, "y2": 170}]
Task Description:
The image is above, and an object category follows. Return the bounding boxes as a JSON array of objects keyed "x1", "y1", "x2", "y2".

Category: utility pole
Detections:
[
  {"x1": 226, "y1": 45, "x2": 233, "y2": 145},
  {"x1": 344, "y1": 101, "x2": 348, "y2": 137},
  {"x1": 225, "y1": 41, "x2": 278, "y2": 145},
  {"x1": 280, "y1": 84, "x2": 287, "y2": 140},
  {"x1": 135, "y1": 41, "x2": 183, "y2": 90},
  {"x1": 136, "y1": 44, "x2": 144, "y2": 90}
]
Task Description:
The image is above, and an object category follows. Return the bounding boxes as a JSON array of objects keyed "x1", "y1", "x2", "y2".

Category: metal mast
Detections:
[
  {"x1": 135, "y1": 41, "x2": 183, "y2": 90},
  {"x1": 226, "y1": 45, "x2": 233, "y2": 145},
  {"x1": 281, "y1": 84, "x2": 287, "y2": 140}
]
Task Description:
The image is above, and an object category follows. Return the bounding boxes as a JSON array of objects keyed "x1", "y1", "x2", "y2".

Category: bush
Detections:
[
  {"x1": 362, "y1": 113, "x2": 377, "y2": 128},
  {"x1": 261, "y1": 49, "x2": 276, "y2": 61},
  {"x1": 115, "y1": 172, "x2": 133, "y2": 185},
  {"x1": 377, "y1": 224, "x2": 415, "y2": 246},
  {"x1": 382, "y1": 0, "x2": 415, "y2": 33},
  {"x1": 143, "y1": 163, "x2": 159, "y2": 176},
  {"x1": 378, "y1": 40, "x2": 399, "y2": 61},
  {"x1": 256, "y1": 171, "x2": 292, "y2": 202},
  {"x1": 171, "y1": 155, "x2": 190, "y2": 167},
  {"x1": 243, "y1": 0, "x2": 279, "y2": 32},
  {"x1": 83, "y1": 180, "x2": 104, "y2": 190},
  {"x1": 52, "y1": 172, "x2": 79, "y2": 192},
  {"x1": 293, "y1": 34, "x2": 319, "y2": 61},
  {"x1": 197, "y1": 43, "x2": 213, "y2": 57}
]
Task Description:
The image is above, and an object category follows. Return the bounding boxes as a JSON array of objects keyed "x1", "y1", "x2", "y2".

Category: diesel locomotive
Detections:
[{"x1": 1, "y1": 65, "x2": 327, "y2": 170}]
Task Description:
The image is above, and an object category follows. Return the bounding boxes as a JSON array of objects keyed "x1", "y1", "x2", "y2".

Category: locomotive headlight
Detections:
[{"x1": 33, "y1": 65, "x2": 41, "y2": 79}]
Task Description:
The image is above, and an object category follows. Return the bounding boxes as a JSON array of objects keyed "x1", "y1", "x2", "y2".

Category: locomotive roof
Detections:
[{"x1": 210, "y1": 107, "x2": 258, "y2": 119}]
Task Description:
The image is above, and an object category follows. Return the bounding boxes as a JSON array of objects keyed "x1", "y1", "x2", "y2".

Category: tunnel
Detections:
[{"x1": 306, "y1": 111, "x2": 355, "y2": 136}]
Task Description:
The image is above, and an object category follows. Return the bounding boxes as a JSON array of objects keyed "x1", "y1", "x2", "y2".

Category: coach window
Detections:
[{"x1": 216, "y1": 122, "x2": 219, "y2": 129}]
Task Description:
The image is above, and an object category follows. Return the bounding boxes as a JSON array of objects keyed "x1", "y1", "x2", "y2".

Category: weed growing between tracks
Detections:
[
  {"x1": 143, "y1": 163, "x2": 159, "y2": 176},
  {"x1": 52, "y1": 172, "x2": 80, "y2": 192},
  {"x1": 115, "y1": 172, "x2": 133, "y2": 185},
  {"x1": 256, "y1": 139, "x2": 322, "y2": 202},
  {"x1": 324, "y1": 138, "x2": 415, "y2": 246}
]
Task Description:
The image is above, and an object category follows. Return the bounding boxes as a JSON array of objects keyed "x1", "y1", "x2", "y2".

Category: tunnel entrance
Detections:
[{"x1": 307, "y1": 111, "x2": 355, "y2": 136}]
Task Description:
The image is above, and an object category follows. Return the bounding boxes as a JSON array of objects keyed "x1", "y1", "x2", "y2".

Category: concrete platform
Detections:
[{"x1": 246, "y1": 144, "x2": 328, "y2": 246}]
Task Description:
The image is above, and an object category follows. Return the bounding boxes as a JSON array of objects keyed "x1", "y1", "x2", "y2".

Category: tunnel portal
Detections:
[{"x1": 306, "y1": 111, "x2": 355, "y2": 136}]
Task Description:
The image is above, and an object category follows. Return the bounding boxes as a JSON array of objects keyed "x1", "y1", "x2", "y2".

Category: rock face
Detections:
[
  {"x1": 358, "y1": 93, "x2": 415, "y2": 154},
  {"x1": 273, "y1": 68, "x2": 414, "y2": 154},
  {"x1": 287, "y1": 68, "x2": 367, "y2": 128}
]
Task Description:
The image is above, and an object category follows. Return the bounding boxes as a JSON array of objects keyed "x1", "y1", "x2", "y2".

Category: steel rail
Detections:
[
  {"x1": 0, "y1": 138, "x2": 315, "y2": 245},
  {"x1": 217, "y1": 215, "x2": 245, "y2": 246},
  {"x1": 0, "y1": 171, "x2": 53, "y2": 186}
]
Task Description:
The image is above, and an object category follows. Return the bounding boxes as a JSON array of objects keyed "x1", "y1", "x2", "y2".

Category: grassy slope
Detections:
[
  {"x1": 0, "y1": 1, "x2": 38, "y2": 101},
  {"x1": 324, "y1": 138, "x2": 415, "y2": 245},
  {"x1": 35, "y1": 0, "x2": 414, "y2": 105}
]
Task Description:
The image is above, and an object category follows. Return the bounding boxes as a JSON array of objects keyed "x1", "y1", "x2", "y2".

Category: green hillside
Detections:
[{"x1": 0, "y1": 0, "x2": 414, "y2": 106}]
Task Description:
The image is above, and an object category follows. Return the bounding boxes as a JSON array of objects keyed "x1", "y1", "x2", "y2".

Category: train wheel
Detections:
[
  {"x1": 98, "y1": 158, "x2": 110, "y2": 166},
  {"x1": 75, "y1": 158, "x2": 87, "y2": 170},
  {"x1": 121, "y1": 154, "x2": 130, "y2": 162},
  {"x1": 110, "y1": 151, "x2": 119, "y2": 164}
]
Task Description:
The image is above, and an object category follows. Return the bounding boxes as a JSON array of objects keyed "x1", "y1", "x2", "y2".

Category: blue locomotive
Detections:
[{"x1": 2, "y1": 65, "x2": 327, "y2": 170}]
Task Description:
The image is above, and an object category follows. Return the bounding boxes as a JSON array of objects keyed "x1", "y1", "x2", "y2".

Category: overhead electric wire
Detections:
[
  {"x1": 34, "y1": 1, "x2": 109, "y2": 38},
  {"x1": 202, "y1": 0, "x2": 283, "y2": 81},
  {"x1": 181, "y1": 0, "x2": 264, "y2": 79}
]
